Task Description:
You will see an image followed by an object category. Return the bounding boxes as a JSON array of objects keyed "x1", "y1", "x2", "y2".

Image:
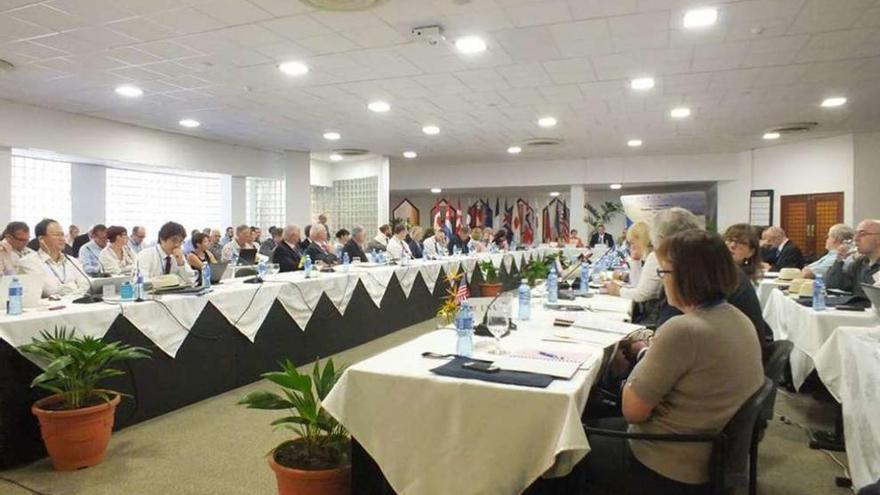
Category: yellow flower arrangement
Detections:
[{"x1": 436, "y1": 267, "x2": 465, "y2": 325}]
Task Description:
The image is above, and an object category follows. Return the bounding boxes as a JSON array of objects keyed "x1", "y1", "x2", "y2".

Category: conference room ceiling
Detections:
[{"x1": 1, "y1": 0, "x2": 879, "y2": 165}]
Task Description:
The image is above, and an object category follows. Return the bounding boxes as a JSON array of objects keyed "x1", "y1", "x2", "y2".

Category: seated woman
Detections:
[
  {"x1": 605, "y1": 221, "x2": 661, "y2": 303},
  {"x1": 187, "y1": 232, "x2": 218, "y2": 284},
  {"x1": 723, "y1": 223, "x2": 763, "y2": 283},
  {"x1": 582, "y1": 230, "x2": 764, "y2": 495},
  {"x1": 492, "y1": 228, "x2": 509, "y2": 251},
  {"x1": 99, "y1": 226, "x2": 136, "y2": 275},
  {"x1": 408, "y1": 226, "x2": 425, "y2": 259},
  {"x1": 19, "y1": 218, "x2": 91, "y2": 297},
  {"x1": 468, "y1": 227, "x2": 487, "y2": 253}
]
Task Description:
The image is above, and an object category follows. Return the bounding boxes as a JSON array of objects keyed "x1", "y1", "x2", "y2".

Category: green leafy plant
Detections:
[
  {"x1": 18, "y1": 326, "x2": 151, "y2": 410},
  {"x1": 521, "y1": 252, "x2": 567, "y2": 286},
  {"x1": 585, "y1": 202, "x2": 624, "y2": 232},
  {"x1": 238, "y1": 358, "x2": 349, "y2": 470},
  {"x1": 479, "y1": 260, "x2": 500, "y2": 284}
]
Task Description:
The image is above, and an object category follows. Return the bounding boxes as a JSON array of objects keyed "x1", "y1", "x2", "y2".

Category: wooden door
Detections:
[{"x1": 781, "y1": 192, "x2": 844, "y2": 258}]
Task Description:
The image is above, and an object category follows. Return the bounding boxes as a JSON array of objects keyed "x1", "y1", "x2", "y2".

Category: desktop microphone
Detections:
[
  {"x1": 63, "y1": 254, "x2": 101, "y2": 304},
  {"x1": 473, "y1": 289, "x2": 517, "y2": 337}
]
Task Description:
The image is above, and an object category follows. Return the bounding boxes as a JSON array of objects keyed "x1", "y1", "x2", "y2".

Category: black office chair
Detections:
[
  {"x1": 748, "y1": 340, "x2": 793, "y2": 493},
  {"x1": 583, "y1": 378, "x2": 775, "y2": 495}
]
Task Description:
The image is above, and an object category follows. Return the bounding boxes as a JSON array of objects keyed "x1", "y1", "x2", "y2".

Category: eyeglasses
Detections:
[
  {"x1": 656, "y1": 268, "x2": 673, "y2": 278},
  {"x1": 855, "y1": 231, "x2": 880, "y2": 238}
]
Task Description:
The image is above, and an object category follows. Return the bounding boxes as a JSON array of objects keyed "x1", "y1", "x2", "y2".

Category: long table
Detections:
[{"x1": 323, "y1": 292, "x2": 632, "y2": 495}]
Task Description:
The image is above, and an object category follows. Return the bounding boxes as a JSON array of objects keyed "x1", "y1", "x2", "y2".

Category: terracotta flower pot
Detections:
[
  {"x1": 269, "y1": 454, "x2": 351, "y2": 495},
  {"x1": 31, "y1": 392, "x2": 120, "y2": 471},
  {"x1": 479, "y1": 282, "x2": 503, "y2": 297}
]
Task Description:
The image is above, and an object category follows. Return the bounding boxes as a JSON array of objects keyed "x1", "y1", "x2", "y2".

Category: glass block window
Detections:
[
  {"x1": 333, "y1": 176, "x2": 377, "y2": 236},
  {"x1": 310, "y1": 186, "x2": 333, "y2": 226},
  {"x1": 106, "y1": 167, "x2": 222, "y2": 242},
  {"x1": 10, "y1": 155, "x2": 72, "y2": 230},
  {"x1": 246, "y1": 177, "x2": 285, "y2": 232}
]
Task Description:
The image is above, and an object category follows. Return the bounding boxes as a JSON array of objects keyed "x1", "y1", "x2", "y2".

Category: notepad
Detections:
[
  {"x1": 491, "y1": 346, "x2": 592, "y2": 379},
  {"x1": 571, "y1": 313, "x2": 644, "y2": 336}
]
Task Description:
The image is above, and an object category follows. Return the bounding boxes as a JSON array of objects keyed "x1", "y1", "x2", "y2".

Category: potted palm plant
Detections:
[
  {"x1": 18, "y1": 326, "x2": 151, "y2": 471},
  {"x1": 239, "y1": 358, "x2": 350, "y2": 495},
  {"x1": 478, "y1": 259, "x2": 503, "y2": 297}
]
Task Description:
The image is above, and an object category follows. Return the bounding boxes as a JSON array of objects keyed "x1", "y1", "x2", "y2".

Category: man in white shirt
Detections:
[
  {"x1": 19, "y1": 218, "x2": 90, "y2": 297},
  {"x1": 422, "y1": 230, "x2": 447, "y2": 259},
  {"x1": 137, "y1": 221, "x2": 195, "y2": 281},
  {"x1": 386, "y1": 224, "x2": 413, "y2": 260},
  {"x1": 78, "y1": 224, "x2": 109, "y2": 275},
  {"x1": 1, "y1": 221, "x2": 35, "y2": 275},
  {"x1": 367, "y1": 224, "x2": 391, "y2": 252},
  {"x1": 128, "y1": 226, "x2": 147, "y2": 254},
  {"x1": 221, "y1": 224, "x2": 261, "y2": 263}
]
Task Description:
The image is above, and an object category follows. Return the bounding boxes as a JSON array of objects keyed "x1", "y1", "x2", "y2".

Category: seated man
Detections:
[
  {"x1": 386, "y1": 224, "x2": 413, "y2": 260},
  {"x1": 260, "y1": 226, "x2": 281, "y2": 257},
  {"x1": 367, "y1": 224, "x2": 391, "y2": 252},
  {"x1": 343, "y1": 226, "x2": 369, "y2": 262},
  {"x1": 1, "y1": 221, "x2": 34, "y2": 275},
  {"x1": 589, "y1": 224, "x2": 615, "y2": 249},
  {"x1": 221, "y1": 224, "x2": 261, "y2": 263},
  {"x1": 78, "y1": 224, "x2": 109, "y2": 276},
  {"x1": 760, "y1": 226, "x2": 804, "y2": 272},
  {"x1": 208, "y1": 229, "x2": 223, "y2": 261},
  {"x1": 273, "y1": 225, "x2": 304, "y2": 272},
  {"x1": 136, "y1": 221, "x2": 195, "y2": 280},
  {"x1": 422, "y1": 230, "x2": 447, "y2": 259},
  {"x1": 19, "y1": 218, "x2": 90, "y2": 297},
  {"x1": 128, "y1": 225, "x2": 147, "y2": 254},
  {"x1": 448, "y1": 226, "x2": 471, "y2": 255},
  {"x1": 304, "y1": 224, "x2": 338, "y2": 264},
  {"x1": 802, "y1": 223, "x2": 854, "y2": 279},
  {"x1": 826, "y1": 219, "x2": 880, "y2": 299}
]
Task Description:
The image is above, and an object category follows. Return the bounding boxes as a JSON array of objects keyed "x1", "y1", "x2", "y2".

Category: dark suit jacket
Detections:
[
  {"x1": 299, "y1": 238, "x2": 311, "y2": 252},
  {"x1": 408, "y1": 239, "x2": 423, "y2": 259},
  {"x1": 272, "y1": 241, "x2": 302, "y2": 272},
  {"x1": 71, "y1": 233, "x2": 89, "y2": 256},
  {"x1": 589, "y1": 232, "x2": 615, "y2": 248},
  {"x1": 448, "y1": 235, "x2": 470, "y2": 255},
  {"x1": 770, "y1": 240, "x2": 804, "y2": 272},
  {"x1": 305, "y1": 242, "x2": 338, "y2": 264},
  {"x1": 342, "y1": 239, "x2": 368, "y2": 262}
]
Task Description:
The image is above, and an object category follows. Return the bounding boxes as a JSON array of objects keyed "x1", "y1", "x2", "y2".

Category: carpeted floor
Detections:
[{"x1": 0, "y1": 320, "x2": 855, "y2": 495}]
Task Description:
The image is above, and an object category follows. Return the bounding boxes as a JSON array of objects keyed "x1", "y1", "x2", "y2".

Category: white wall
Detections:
[
  {"x1": 853, "y1": 131, "x2": 880, "y2": 221},
  {"x1": 716, "y1": 151, "x2": 755, "y2": 230},
  {"x1": 309, "y1": 156, "x2": 390, "y2": 229},
  {"x1": 70, "y1": 163, "x2": 106, "y2": 229},
  {"x1": 0, "y1": 147, "x2": 10, "y2": 225}
]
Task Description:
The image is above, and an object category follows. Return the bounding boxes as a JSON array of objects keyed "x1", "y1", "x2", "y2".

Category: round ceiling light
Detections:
[
  {"x1": 670, "y1": 107, "x2": 691, "y2": 119},
  {"x1": 630, "y1": 77, "x2": 655, "y2": 90},
  {"x1": 455, "y1": 36, "x2": 487, "y2": 54},
  {"x1": 422, "y1": 125, "x2": 440, "y2": 135},
  {"x1": 368, "y1": 100, "x2": 391, "y2": 112},
  {"x1": 821, "y1": 97, "x2": 847, "y2": 108},
  {"x1": 403, "y1": 151, "x2": 417, "y2": 159},
  {"x1": 115, "y1": 85, "x2": 143, "y2": 98},
  {"x1": 537, "y1": 116, "x2": 557, "y2": 128},
  {"x1": 430, "y1": 188, "x2": 442, "y2": 194},
  {"x1": 627, "y1": 139, "x2": 643, "y2": 147},
  {"x1": 329, "y1": 153, "x2": 344, "y2": 162},
  {"x1": 278, "y1": 61, "x2": 309, "y2": 76},
  {"x1": 323, "y1": 131, "x2": 341, "y2": 140},
  {"x1": 179, "y1": 119, "x2": 200, "y2": 128},
  {"x1": 763, "y1": 132, "x2": 780, "y2": 140},
  {"x1": 507, "y1": 146, "x2": 522, "y2": 154},
  {"x1": 610, "y1": 184, "x2": 623, "y2": 190},
  {"x1": 683, "y1": 8, "x2": 718, "y2": 29}
]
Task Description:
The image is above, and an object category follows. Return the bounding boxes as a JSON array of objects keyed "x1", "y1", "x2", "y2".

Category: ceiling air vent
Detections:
[
  {"x1": 333, "y1": 148, "x2": 370, "y2": 157},
  {"x1": 523, "y1": 138, "x2": 563, "y2": 148},
  {"x1": 765, "y1": 122, "x2": 818, "y2": 135},
  {"x1": 300, "y1": 0, "x2": 384, "y2": 10},
  {"x1": 0, "y1": 59, "x2": 15, "y2": 74}
]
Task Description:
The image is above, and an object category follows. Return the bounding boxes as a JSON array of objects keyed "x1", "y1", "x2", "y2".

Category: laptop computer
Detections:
[
  {"x1": 861, "y1": 283, "x2": 880, "y2": 317},
  {"x1": 0, "y1": 274, "x2": 45, "y2": 309},
  {"x1": 208, "y1": 262, "x2": 229, "y2": 284},
  {"x1": 89, "y1": 276, "x2": 129, "y2": 296},
  {"x1": 237, "y1": 248, "x2": 257, "y2": 265}
]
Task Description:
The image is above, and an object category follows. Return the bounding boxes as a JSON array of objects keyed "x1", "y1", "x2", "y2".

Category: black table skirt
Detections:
[{"x1": 0, "y1": 262, "x2": 523, "y2": 468}]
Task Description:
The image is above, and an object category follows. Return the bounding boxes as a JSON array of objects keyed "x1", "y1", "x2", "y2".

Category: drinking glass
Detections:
[
  {"x1": 486, "y1": 297, "x2": 510, "y2": 355},
  {"x1": 102, "y1": 284, "x2": 116, "y2": 299}
]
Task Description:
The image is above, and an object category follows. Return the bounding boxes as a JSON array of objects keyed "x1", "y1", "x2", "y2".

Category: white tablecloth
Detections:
[
  {"x1": 814, "y1": 326, "x2": 880, "y2": 489},
  {"x1": 323, "y1": 294, "x2": 630, "y2": 495},
  {"x1": 762, "y1": 289, "x2": 880, "y2": 390},
  {"x1": 758, "y1": 279, "x2": 791, "y2": 309}
]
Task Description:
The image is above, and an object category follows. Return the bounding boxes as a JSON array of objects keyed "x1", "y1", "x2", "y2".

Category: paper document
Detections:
[
  {"x1": 493, "y1": 355, "x2": 580, "y2": 379},
  {"x1": 572, "y1": 314, "x2": 644, "y2": 335}
]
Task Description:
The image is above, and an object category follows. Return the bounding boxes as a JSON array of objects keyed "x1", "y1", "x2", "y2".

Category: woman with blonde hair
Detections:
[{"x1": 606, "y1": 221, "x2": 660, "y2": 302}]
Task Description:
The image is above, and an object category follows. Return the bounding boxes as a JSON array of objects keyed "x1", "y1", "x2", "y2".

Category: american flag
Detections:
[{"x1": 454, "y1": 279, "x2": 470, "y2": 303}]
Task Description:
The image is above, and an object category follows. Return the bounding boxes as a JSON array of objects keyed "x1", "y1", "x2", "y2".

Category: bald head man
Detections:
[
  {"x1": 824, "y1": 219, "x2": 880, "y2": 297},
  {"x1": 760, "y1": 226, "x2": 804, "y2": 272}
]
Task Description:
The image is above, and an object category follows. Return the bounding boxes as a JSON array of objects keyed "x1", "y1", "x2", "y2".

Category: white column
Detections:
[
  {"x1": 230, "y1": 177, "x2": 246, "y2": 227},
  {"x1": 569, "y1": 184, "x2": 588, "y2": 237},
  {"x1": 377, "y1": 156, "x2": 390, "y2": 229},
  {"x1": 0, "y1": 147, "x2": 11, "y2": 225},
  {"x1": 71, "y1": 162, "x2": 106, "y2": 229},
  {"x1": 716, "y1": 151, "x2": 754, "y2": 229},
  {"x1": 854, "y1": 132, "x2": 880, "y2": 222},
  {"x1": 283, "y1": 150, "x2": 311, "y2": 227}
]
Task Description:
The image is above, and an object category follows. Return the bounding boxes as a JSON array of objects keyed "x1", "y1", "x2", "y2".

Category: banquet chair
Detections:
[
  {"x1": 583, "y1": 378, "x2": 774, "y2": 495},
  {"x1": 751, "y1": 340, "x2": 793, "y2": 494}
]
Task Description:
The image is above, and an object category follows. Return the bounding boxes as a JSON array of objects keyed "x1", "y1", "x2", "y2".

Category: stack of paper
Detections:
[{"x1": 571, "y1": 314, "x2": 644, "y2": 336}]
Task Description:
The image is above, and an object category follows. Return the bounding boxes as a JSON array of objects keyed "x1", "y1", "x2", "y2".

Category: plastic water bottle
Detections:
[
  {"x1": 453, "y1": 245, "x2": 461, "y2": 257},
  {"x1": 518, "y1": 279, "x2": 531, "y2": 321},
  {"x1": 547, "y1": 265, "x2": 558, "y2": 303},
  {"x1": 231, "y1": 252, "x2": 239, "y2": 266},
  {"x1": 6, "y1": 277, "x2": 23, "y2": 316},
  {"x1": 304, "y1": 255, "x2": 313, "y2": 278},
  {"x1": 813, "y1": 274, "x2": 826, "y2": 311},
  {"x1": 135, "y1": 271, "x2": 145, "y2": 300},
  {"x1": 579, "y1": 263, "x2": 590, "y2": 296},
  {"x1": 258, "y1": 259, "x2": 267, "y2": 279},
  {"x1": 454, "y1": 302, "x2": 474, "y2": 357},
  {"x1": 203, "y1": 263, "x2": 212, "y2": 288},
  {"x1": 120, "y1": 281, "x2": 134, "y2": 300},
  {"x1": 342, "y1": 252, "x2": 350, "y2": 271}
]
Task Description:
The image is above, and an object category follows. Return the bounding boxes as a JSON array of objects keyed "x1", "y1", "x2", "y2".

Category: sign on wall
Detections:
[
  {"x1": 749, "y1": 189, "x2": 774, "y2": 226},
  {"x1": 620, "y1": 191, "x2": 708, "y2": 228}
]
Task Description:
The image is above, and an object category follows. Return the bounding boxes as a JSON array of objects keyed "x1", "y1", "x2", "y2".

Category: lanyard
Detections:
[{"x1": 45, "y1": 257, "x2": 67, "y2": 284}]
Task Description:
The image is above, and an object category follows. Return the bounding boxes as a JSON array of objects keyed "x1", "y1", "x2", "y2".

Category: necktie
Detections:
[{"x1": 163, "y1": 255, "x2": 171, "y2": 275}]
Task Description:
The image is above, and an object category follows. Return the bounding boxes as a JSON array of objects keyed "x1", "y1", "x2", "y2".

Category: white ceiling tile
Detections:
[
  {"x1": 740, "y1": 49, "x2": 798, "y2": 67},
  {"x1": 496, "y1": 63, "x2": 554, "y2": 88},
  {"x1": 191, "y1": 0, "x2": 273, "y2": 26},
  {"x1": 499, "y1": 87, "x2": 547, "y2": 105},
  {"x1": 261, "y1": 14, "x2": 333, "y2": 40},
  {"x1": 341, "y1": 24, "x2": 407, "y2": 49},
  {"x1": 788, "y1": 0, "x2": 874, "y2": 34},
  {"x1": 504, "y1": 0, "x2": 572, "y2": 27},
  {"x1": 454, "y1": 68, "x2": 510, "y2": 91},
  {"x1": 493, "y1": 27, "x2": 561, "y2": 63},
  {"x1": 296, "y1": 33, "x2": 359, "y2": 55},
  {"x1": 222, "y1": 24, "x2": 287, "y2": 48},
  {"x1": 310, "y1": 9, "x2": 385, "y2": 31},
  {"x1": 114, "y1": 0, "x2": 181, "y2": 16},
  {"x1": 248, "y1": 0, "x2": 314, "y2": 17},
  {"x1": 538, "y1": 84, "x2": 584, "y2": 103},
  {"x1": 254, "y1": 41, "x2": 313, "y2": 61},
  {"x1": 7, "y1": 4, "x2": 87, "y2": 32},
  {"x1": 147, "y1": 7, "x2": 224, "y2": 35},
  {"x1": 31, "y1": 33, "x2": 103, "y2": 54},
  {"x1": 542, "y1": 58, "x2": 596, "y2": 84},
  {"x1": 568, "y1": 0, "x2": 639, "y2": 18},
  {"x1": 47, "y1": 0, "x2": 135, "y2": 24},
  {"x1": 107, "y1": 16, "x2": 176, "y2": 42},
  {"x1": 795, "y1": 28, "x2": 874, "y2": 61},
  {"x1": 609, "y1": 11, "x2": 670, "y2": 38},
  {"x1": 0, "y1": 14, "x2": 54, "y2": 42}
]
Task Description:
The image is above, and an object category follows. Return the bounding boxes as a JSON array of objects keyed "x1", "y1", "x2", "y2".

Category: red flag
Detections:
[{"x1": 454, "y1": 280, "x2": 469, "y2": 303}]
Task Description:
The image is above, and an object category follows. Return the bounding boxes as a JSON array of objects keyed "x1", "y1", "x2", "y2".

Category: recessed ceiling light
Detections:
[
  {"x1": 368, "y1": 100, "x2": 391, "y2": 113},
  {"x1": 507, "y1": 145, "x2": 522, "y2": 154},
  {"x1": 323, "y1": 131, "x2": 341, "y2": 141},
  {"x1": 329, "y1": 153, "x2": 343, "y2": 162},
  {"x1": 431, "y1": 188, "x2": 442, "y2": 194},
  {"x1": 422, "y1": 125, "x2": 440, "y2": 135},
  {"x1": 610, "y1": 184, "x2": 623, "y2": 190},
  {"x1": 537, "y1": 116, "x2": 557, "y2": 128},
  {"x1": 549, "y1": 191, "x2": 560, "y2": 197},
  {"x1": 455, "y1": 36, "x2": 486, "y2": 54},
  {"x1": 821, "y1": 96, "x2": 847, "y2": 108},
  {"x1": 278, "y1": 61, "x2": 309, "y2": 76},
  {"x1": 670, "y1": 107, "x2": 691, "y2": 119},
  {"x1": 114, "y1": 84, "x2": 143, "y2": 98},
  {"x1": 630, "y1": 77, "x2": 655, "y2": 90},
  {"x1": 403, "y1": 151, "x2": 417, "y2": 159},
  {"x1": 763, "y1": 132, "x2": 780, "y2": 140},
  {"x1": 179, "y1": 119, "x2": 200, "y2": 128},
  {"x1": 627, "y1": 139, "x2": 643, "y2": 147},
  {"x1": 683, "y1": 8, "x2": 718, "y2": 29}
]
